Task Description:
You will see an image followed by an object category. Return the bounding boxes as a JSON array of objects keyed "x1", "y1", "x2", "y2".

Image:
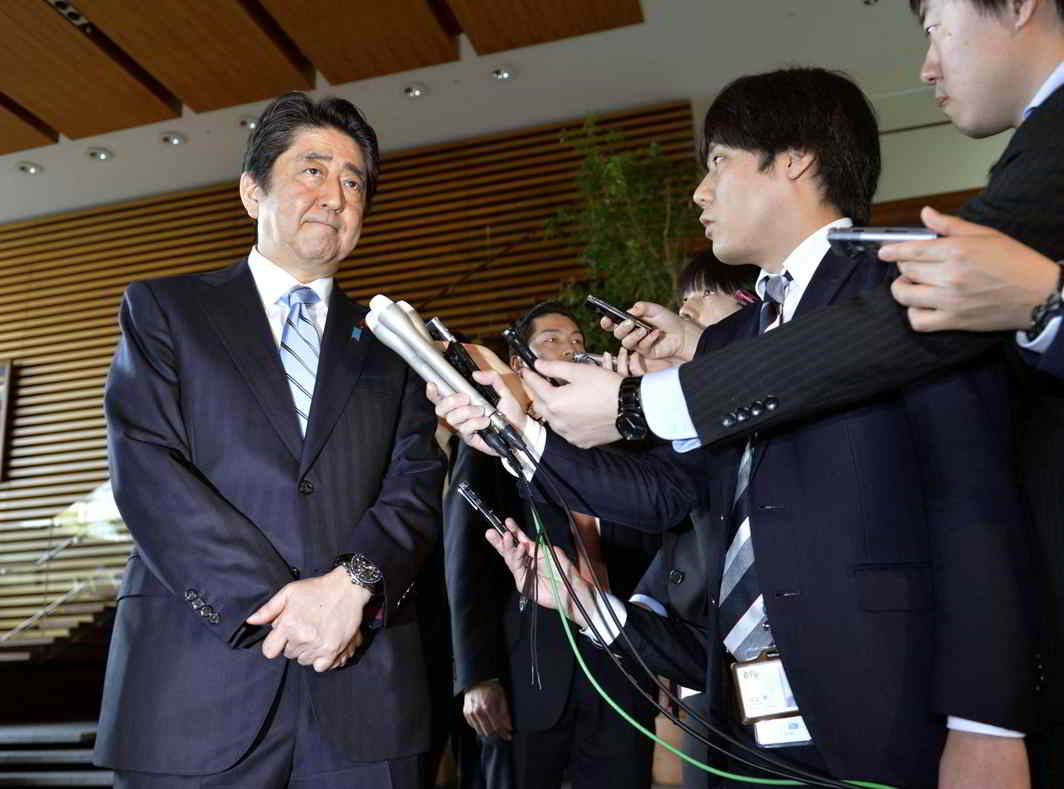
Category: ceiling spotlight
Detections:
[
  {"x1": 161, "y1": 132, "x2": 187, "y2": 146},
  {"x1": 491, "y1": 65, "x2": 516, "y2": 81},
  {"x1": 403, "y1": 82, "x2": 428, "y2": 99},
  {"x1": 239, "y1": 116, "x2": 258, "y2": 130},
  {"x1": 87, "y1": 147, "x2": 113, "y2": 161},
  {"x1": 16, "y1": 161, "x2": 43, "y2": 175}
]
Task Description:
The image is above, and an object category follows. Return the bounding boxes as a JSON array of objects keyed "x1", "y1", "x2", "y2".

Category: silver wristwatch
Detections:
[{"x1": 333, "y1": 553, "x2": 383, "y2": 594}]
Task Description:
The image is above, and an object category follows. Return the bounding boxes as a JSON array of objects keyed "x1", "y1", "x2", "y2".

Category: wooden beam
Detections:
[
  {"x1": 0, "y1": 1, "x2": 177, "y2": 139},
  {"x1": 446, "y1": 0, "x2": 643, "y2": 55},
  {"x1": 260, "y1": 0, "x2": 458, "y2": 85},
  {"x1": 76, "y1": 0, "x2": 313, "y2": 112},
  {"x1": 0, "y1": 95, "x2": 57, "y2": 156}
]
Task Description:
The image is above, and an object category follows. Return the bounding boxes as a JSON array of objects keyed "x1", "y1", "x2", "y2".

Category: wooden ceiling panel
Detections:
[
  {"x1": 0, "y1": 98, "x2": 57, "y2": 156},
  {"x1": 446, "y1": 0, "x2": 643, "y2": 55},
  {"x1": 76, "y1": 0, "x2": 312, "y2": 112},
  {"x1": 260, "y1": 0, "x2": 458, "y2": 85},
  {"x1": 0, "y1": 2, "x2": 176, "y2": 139}
]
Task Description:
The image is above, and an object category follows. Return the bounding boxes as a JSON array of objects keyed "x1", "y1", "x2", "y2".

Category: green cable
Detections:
[{"x1": 527, "y1": 505, "x2": 897, "y2": 789}]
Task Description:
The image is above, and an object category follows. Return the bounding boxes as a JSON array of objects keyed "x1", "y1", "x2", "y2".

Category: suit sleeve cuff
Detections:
[
  {"x1": 628, "y1": 593, "x2": 667, "y2": 617},
  {"x1": 947, "y1": 716, "x2": 1024, "y2": 738},
  {"x1": 578, "y1": 590, "x2": 628, "y2": 646},
  {"x1": 1016, "y1": 313, "x2": 1061, "y2": 353},
  {"x1": 641, "y1": 368, "x2": 700, "y2": 445}
]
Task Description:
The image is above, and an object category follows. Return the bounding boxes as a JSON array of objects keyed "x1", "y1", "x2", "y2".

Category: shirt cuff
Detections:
[
  {"x1": 640, "y1": 367, "x2": 700, "y2": 445},
  {"x1": 628, "y1": 593, "x2": 667, "y2": 617},
  {"x1": 578, "y1": 590, "x2": 628, "y2": 646},
  {"x1": 947, "y1": 716, "x2": 1024, "y2": 739},
  {"x1": 1016, "y1": 314, "x2": 1061, "y2": 353},
  {"x1": 500, "y1": 418, "x2": 546, "y2": 480}
]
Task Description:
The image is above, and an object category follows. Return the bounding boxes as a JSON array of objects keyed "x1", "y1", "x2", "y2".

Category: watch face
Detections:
[
  {"x1": 617, "y1": 414, "x2": 647, "y2": 440},
  {"x1": 350, "y1": 555, "x2": 383, "y2": 586}
]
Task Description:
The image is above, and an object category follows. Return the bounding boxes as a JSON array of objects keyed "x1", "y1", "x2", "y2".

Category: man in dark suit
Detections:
[
  {"x1": 94, "y1": 93, "x2": 445, "y2": 787},
  {"x1": 444, "y1": 303, "x2": 660, "y2": 789},
  {"x1": 434, "y1": 68, "x2": 1033, "y2": 788}
]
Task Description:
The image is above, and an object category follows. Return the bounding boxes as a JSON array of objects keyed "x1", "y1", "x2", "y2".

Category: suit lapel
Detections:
[
  {"x1": 299, "y1": 289, "x2": 371, "y2": 476},
  {"x1": 198, "y1": 260, "x2": 303, "y2": 463},
  {"x1": 791, "y1": 249, "x2": 859, "y2": 320}
]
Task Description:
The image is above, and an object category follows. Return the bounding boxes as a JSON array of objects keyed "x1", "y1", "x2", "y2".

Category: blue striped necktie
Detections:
[
  {"x1": 278, "y1": 286, "x2": 321, "y2": 437},
  {"x1": 718, "y1": 271, "x2": 791, "y2": 661}
]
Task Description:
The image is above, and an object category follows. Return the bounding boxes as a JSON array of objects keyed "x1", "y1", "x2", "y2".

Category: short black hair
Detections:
[
  {"x1": 700, "y1": 67, "x2": 881, "y2": 225},
  {"x1": 909, "y1": 0, "x2": 1064, "y2": 21},
  {"x1": 676, "y1": 250, "x2": 758, "y2": 303},
  {"x1": 241, "y1": 92, "x2": 381, "y2": 213},
  {"x1": 512, "y1": 301, "x2": 582, "y2": 346}
]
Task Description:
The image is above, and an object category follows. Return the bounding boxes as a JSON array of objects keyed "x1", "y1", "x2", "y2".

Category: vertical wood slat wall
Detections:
[{"x1": 0, "y1": 101, "x2": 695, "y2": 542}]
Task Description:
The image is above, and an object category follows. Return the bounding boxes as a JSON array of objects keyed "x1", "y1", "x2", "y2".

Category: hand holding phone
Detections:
[{"x1": 585, "y1": 294, "x2": 655, "y2": 333}]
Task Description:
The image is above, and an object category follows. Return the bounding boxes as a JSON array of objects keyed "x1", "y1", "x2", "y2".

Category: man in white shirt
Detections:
[
  {"x1": 95, "y1": 92, "x2": 444, "y2": 788},
  {"x1": 432, "y1": 67, "x2": 1034, "y2": 788}
]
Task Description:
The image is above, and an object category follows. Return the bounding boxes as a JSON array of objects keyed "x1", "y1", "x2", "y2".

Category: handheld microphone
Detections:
[
  {"x1": 396, "y1": 300, "x2": 434, "y2": 342},
  {"x1": 368, "y1": 296, "x2": 525, "y2": 461}
]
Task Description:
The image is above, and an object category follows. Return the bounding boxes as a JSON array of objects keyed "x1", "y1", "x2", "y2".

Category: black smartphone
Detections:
[
  {"x1": 827, "y1": 227, "x2": 939, "y2": 259},
  {"x1": 427, "y1": 317, "x2": 500, "y2": 406},
  {"x1": 585, "y1": 294, "x2": 654, "y2": 333},
  {"x1": 455, "y1": 482, "x2": 509, "y2": 538},
  {"x1": 502, "y1": 327, "x2": 563, "y2": 386}
]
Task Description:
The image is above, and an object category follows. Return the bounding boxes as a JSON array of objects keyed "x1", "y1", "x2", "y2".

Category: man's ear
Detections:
[
  {"x1": 783, "y1": 150, "x2": 817, "y2": 182},
  {"x1": 509, "y1": 355, "x2": 524, "y2": 377},
  {"x1": 239, "y1": 172, "x2": 262, "y2": 220},
  {"x1": 1009, "y1": 0, "x2": 1038, "y2": 30}
]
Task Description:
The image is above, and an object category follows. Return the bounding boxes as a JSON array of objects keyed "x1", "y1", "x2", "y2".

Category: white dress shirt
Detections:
[{"x1": 246, "y1": 247, "x2": 332, "y2": 347}]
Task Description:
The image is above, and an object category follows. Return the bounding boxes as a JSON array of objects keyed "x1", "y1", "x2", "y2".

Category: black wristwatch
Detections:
[
  {"x1": 333, "y1": 553, "x2": 383, "y2": 595},
  {"x1": 1025, "y1": 262, "x2": 1064, "y2": 341},
  {"x1": 615, "y1": 375, "x2": 649, "y2": 441}
]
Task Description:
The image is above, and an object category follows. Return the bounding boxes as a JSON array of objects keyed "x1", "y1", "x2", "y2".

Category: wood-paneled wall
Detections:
[{"x1": 0, "y1": 101, "x2": 695, "y2": 543}]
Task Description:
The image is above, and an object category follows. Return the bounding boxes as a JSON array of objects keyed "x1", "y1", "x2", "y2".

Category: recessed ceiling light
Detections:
[
  {"x1": 239, "y1": 116, "x2": 258, "y2": 130},
  {"x1": 87, "y1": 147, "x2": 113, "y2": 161},
  {"x1": 16, "y1": 161, "x2": 44, "y2": 175},
  {"x1": 491, "y1": 65, "x2": 516, "y2": 81},
  {"x1": 403, "y1": 82, "x2": 428, "y2": 99},
  {"x1": 161, "y1": 132, "x2": 187, "y2": 146}
]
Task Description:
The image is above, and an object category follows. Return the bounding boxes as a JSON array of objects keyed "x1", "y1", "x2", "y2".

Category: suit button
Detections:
[
  {"x1": 290, "y1": 566, "x2": 300, "y2": 578},
  {"x1": 750, "y1": 401, "x2": 764, "y2": 416},
  {"x1": 735, "y1": 407, "x2": 751, "y2": 422},
  {"x1": 299, "y1": 479, "x2": 314, "y2": 495},
  {"x1": 668, "y1": 569, "x2": 685, "y2": 585},
  {"x1": 722, "y1": 413, "x2": 736, "y2": 428},
  {"x1": 190, "y1": 598, "x2": 203, "y2": 611},
  {"x1": 208, "y1": 612, "x2": 221, "y2": 625},
  {"x1": 199, "y1": 604, "x2": 215, "y2": 618},
  {"x1": 185, "y1": 589, "x2": 198, "y2": 602},
  {"x1": 764, "y1": 396, "x2": 779, "y2": 411}
]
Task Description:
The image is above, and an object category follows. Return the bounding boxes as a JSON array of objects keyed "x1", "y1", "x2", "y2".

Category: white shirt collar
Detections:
[
  {"x1": 755, "y1": 218, "x2": 853, "y2": 302},
  {"x1": 246, "y1": 246, "x2": 333, "y2": 308},
  {"x1": 1023, "y1": 61, "x2": 1064, "y2": 121}
]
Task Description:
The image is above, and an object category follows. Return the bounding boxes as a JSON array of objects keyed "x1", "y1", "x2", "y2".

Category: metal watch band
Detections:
[
  {"x1": 616, "y1": 375, "x2": 648, "y2": 441},
  {"x1": 333, "y1": 553, "x2": 383, "y2": 593},
  {"x1": 1025, "y1": 262, "x2": 1064, "y2": 341}
]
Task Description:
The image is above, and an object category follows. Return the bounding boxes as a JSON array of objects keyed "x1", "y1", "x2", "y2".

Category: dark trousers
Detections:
[
  {"x1": 114, "y1": 664, "x2": 422, "y2": 788},
  {"x1": 511, "y1": 647, "x2": 654, "y2": 789}
]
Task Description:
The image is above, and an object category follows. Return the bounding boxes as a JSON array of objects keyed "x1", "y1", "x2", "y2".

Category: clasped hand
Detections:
[{"x1": 246, "y1": 566, "x2": 370, "y2": 672}]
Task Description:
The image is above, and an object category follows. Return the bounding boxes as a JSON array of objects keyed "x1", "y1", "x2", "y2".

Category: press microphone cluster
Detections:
[{"x1": 366, "y1": 295, "x2": 527, "y2": 464}]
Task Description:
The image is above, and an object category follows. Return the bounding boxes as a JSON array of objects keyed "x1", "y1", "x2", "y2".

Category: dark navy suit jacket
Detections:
[
  {"x1": 95, "y1": 259, "x2": 445, "y2": 774},
  {"x1": 535, "y1": 249, "x2": 1033, "y2": 787}
]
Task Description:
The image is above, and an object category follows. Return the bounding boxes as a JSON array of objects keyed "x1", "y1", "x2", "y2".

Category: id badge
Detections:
[{"x1": 731, "y1": 651, "x2": 812, "y2": 748}]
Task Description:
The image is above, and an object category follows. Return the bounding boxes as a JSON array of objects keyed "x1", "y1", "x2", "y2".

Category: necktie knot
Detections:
[
  {"x1": 281, "y1": 286, "x2": 320, "y2": 309},
  {"x1": 762, "y1": 271, "x2": 791, "y2": 307}
]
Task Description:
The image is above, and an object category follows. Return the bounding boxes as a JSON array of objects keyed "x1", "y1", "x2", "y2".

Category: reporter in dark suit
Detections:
[
  {"x1": 94, "y1": 93, "x2": 445, "y2": 787},
  {"x1": 444, "y1": 304, "x2": 660, "y2": 789},
  {"x1": 434, "y1": 68, "x2": 1033, "y2": 788}
]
